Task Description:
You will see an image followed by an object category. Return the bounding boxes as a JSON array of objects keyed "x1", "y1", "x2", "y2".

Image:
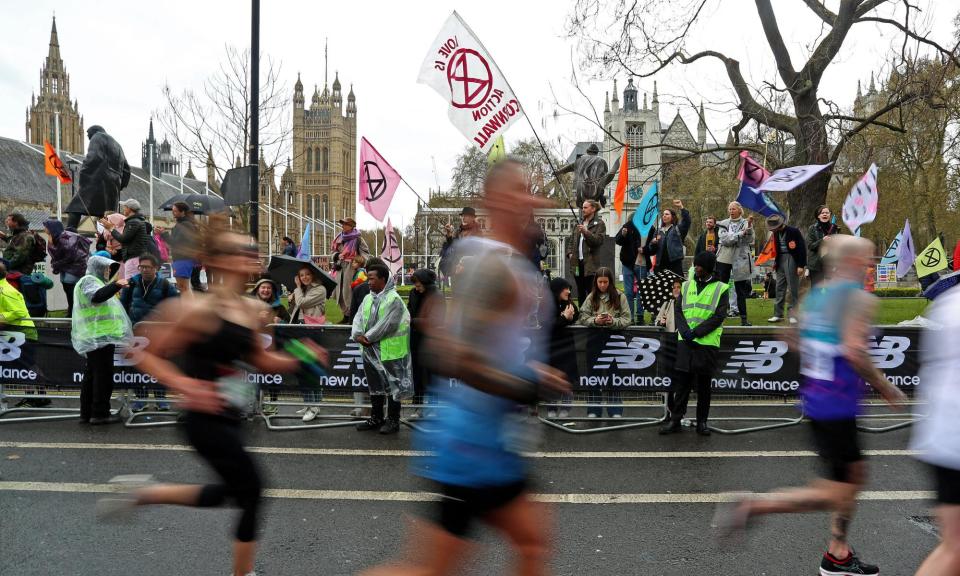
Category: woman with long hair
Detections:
[
  {"x1": 578, "y1": 267, "x2": 631, "y2": 418},
  {"x1": 642, "y1": 200, "x2": 692, "y2": 277},
  {"x1": 806, "y1": 205, "x2": 838, "y2": 286},
  {"x1": 542, "y1": 277, "x2": 578, "y2": 418},
  {"x1": 99, "y1": 223, "x2": 327, "y2": 576}
]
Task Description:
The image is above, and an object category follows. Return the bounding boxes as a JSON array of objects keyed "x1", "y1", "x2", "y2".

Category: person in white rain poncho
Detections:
[
  {"x1": 72, "y1": 253, "x2": 133, "y2": 424},
  {"x1": 351, "y1": 263, "x2": 413, "y2": 435}
]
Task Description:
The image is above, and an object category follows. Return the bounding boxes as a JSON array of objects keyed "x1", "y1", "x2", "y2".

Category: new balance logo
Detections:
[
  {"x1": 592, "y1": 335, "x2": 659, "y2": 370},
  {"x1": 867, "y1": 336, "x2": 909, "y2": 369},
  {"x1": 333, "y1": 341, "x2": 363, "y2": 371},
  {"x1": 723, "y1": 340, "x2": 787, "y2": 375},
  {"x1": 0, "y1": 331, "x2": 25, "y2": 362}
]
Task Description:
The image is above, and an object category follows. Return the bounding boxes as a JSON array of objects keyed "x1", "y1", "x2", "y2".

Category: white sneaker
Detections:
[
  {"x1": 558, "y1": 409, "x2": 570, "y2": 418},
  {"x1": 587, "y1": 413, "x2": 597, "y2": 419},
  {"x1": 612, "y1": 414, "x2": 623, "y2": 418},
  {"x1": 302, "y1": 407, "x2": 319, "y2": 422},
  {"x1": 295, "y1": 406, "x2": 308, "y2": 415},
  {"x1": 349, "y1": 407, "x2": 362, "y2": 418},
  {"x1": 788, "y1": 317, "x2": 798, "y2": 325},
  {"x1": 97, "y1": 474, "x2": 154, "y2": 523},
  {"x1": 408, "y1": 409, "x2": 423, "y2": 420},
  {"x1": 767, "y1": 316, "x2": 783, "y2": 323},
  {"x1": 547, "y1": 410, "x2": 557, "y2": 418}
]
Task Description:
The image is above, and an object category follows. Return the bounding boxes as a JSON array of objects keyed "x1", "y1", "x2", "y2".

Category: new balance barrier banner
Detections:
[{"x1": 0, "y1": 326, "x2": 923, "y2": 395}]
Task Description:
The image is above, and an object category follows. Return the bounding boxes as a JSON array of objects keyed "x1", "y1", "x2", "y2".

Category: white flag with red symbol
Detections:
[
  {"x1": 418, "y1": 11, "x2": 524, "y2": 151},
  {"x1": 380, "y1": 218, "x2": 403, "y2": 279}
]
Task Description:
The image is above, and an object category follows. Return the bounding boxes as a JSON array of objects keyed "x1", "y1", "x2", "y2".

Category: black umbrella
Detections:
[
  {"x1": 268, "y1": 254, "x2": 337, "y2": 295},
  {"x1": 637, "y1": 270, "x2": 683, "y2": 314},
  {"x1": 159, "y1": 193, "x2": 228, "y2": 215}
]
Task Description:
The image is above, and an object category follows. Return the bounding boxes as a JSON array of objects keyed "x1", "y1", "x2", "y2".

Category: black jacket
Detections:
[
  {"x1": 111, "y1": 214, "x2": 150, "y2": 260},
  {"x1": 615, "y1": 221, "x2": 644, "y2": 268},
  {"x1": 771, "y1": 226, "x2": 807, "y2": 270},
  {"x1": 67, "y1": 126, "x2": 130, "y2": 217},
  {"x1": 165, "y1": 216, "x2": 199, "y2": 261}
]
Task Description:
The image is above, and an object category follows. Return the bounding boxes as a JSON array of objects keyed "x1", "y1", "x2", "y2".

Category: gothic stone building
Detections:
[
  {"x1": 25, "y1": 17, "x2": 84, "y2": 156},
  {"x1": 141, "y1": 118, "x2": 181, "y2": 177},
  {"x1": 290, "y1": 70, "x2": 357, "y2": 255}
]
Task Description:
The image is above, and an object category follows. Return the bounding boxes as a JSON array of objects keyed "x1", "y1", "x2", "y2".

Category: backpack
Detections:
[{"x1": 29, "y1": 231, "x2": 47, "y2": 265}]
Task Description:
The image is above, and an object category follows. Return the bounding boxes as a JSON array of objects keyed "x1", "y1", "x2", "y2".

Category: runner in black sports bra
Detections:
[{"x1": 98, "y1": 228, "x2": 328, "y2": 576}]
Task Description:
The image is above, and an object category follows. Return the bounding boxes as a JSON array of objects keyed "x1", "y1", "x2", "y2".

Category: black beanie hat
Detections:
[{"x1": 693, "y1": 251, "x2": 716, "y2": 273}]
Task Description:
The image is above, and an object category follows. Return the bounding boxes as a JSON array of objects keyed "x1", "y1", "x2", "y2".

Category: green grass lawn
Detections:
[{"x1": 715, "y1": 297, "x2": 928, "y2": 326}]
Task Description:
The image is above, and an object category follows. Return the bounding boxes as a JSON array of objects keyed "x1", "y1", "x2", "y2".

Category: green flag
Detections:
[
  {"x1": 915, "y1": 237, "x2": 948, "y2": 277},
  {"x1": 487, "y1": 135, "x2": 505, "y2": 165}
]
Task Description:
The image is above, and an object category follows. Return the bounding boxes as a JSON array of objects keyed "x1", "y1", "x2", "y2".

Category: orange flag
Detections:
[
  {"x1": 613, "y1": 144, "x2": 629, "y2": 219},
  {"x1": 44, "y1": 141, "x2": 72, "y2": 184},
  {"x1": 755, "y1": 234, "x2": 775, "y2": 266}
]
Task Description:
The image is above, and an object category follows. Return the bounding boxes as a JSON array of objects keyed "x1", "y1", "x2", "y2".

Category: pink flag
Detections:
[
  {"x1": 358, "y1": 137, "x2": 402, "y2": 222},
  {"x1": 738, "y1": 150, "x2": 770, "y2": 188},
  {"x1": 380, "y1": 218, "x2": 403, "y2": 278}
]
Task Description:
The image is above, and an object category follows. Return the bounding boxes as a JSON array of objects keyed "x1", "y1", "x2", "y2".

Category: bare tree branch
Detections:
[
  {"x1": 754, "y1": 0, "x2": 798, "y2": 83},
  {"x1": 803, "y1": 0, "x2": 838, "y2": 24}
]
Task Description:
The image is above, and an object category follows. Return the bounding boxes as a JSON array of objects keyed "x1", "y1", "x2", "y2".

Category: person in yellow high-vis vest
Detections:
[
  {"x1": 351, "y1": 263, "x2": 413, "y2": 435},
  {"x1": 72, "y1": 253, "x2": 132, "y2": 424},
  {"x1": 660, "y1": 251, "x2": 728, "y2": 437}
]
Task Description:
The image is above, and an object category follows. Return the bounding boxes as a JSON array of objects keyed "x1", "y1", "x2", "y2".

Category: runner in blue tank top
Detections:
[
  {"x1": 714, "y1": 235, "x2": 905, "y2": 576},
  {"x1": 361, "y1": 158, "x2": 570, "y2": 576}
]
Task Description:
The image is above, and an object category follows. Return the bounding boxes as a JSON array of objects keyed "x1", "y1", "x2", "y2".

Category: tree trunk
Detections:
[{"x1": 788, "y1": 94, "x2": 831, "y2": 227}]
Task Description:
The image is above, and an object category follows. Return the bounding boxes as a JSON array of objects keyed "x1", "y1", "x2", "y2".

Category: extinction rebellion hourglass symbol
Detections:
[
  {"x1": 362, "y1": 161, "x2": 387, "y2": 203},
  {"x1": 921, "y1": 247, "x2": 942, "y2": 269},
  {"x1": 446, "y1": 48, "x2": 493, "y2": 109}
]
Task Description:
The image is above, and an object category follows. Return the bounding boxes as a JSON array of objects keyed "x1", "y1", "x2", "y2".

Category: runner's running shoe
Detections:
[{"x1": 820, "y1": 549, "x2": 879, "y2": 575}]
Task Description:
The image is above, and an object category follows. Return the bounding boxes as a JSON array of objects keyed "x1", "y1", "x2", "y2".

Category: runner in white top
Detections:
[{"x1": 910, "y1": 283, "x2": 960, "y2": 575}]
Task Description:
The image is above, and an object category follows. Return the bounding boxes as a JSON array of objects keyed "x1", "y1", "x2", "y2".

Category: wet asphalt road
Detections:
[{"x1": 0, "y1": 406, "x2": 938, "y2": 576}]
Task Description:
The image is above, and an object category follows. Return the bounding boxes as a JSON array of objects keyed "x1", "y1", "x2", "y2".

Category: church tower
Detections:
[
  {"x1": 291, "y1": 43, "x2": 357, "y2": 252},
  {"x1": 26, "y1": 16, "x2": 84, "y2": 154}
]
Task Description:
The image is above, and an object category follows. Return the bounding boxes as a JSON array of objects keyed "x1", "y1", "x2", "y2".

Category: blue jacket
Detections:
[{"x1": 120, "y1": 273, "x2": 179, "y2": 324}]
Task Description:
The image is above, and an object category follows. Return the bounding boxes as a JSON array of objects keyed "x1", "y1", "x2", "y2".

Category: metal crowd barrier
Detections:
[
  {"x1": 0, "y1": 318, "x2": 125, "y2": 423},
  {"x1": 0, "y1": 320, "x2": 928, "y2": 438}
]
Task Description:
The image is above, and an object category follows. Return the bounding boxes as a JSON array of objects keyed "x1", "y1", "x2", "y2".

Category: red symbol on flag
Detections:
[{"x1": 446, "y1": 48, "x2": 492, "y2": 109}]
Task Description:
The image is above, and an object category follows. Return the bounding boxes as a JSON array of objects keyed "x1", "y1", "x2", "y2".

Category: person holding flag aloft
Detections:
[
  {"x1": 331, "y1": 218, "x2": 370, "y2": 321},
  {"x1": 766, "y1": 214, "x2": 807, "y2": 324}
]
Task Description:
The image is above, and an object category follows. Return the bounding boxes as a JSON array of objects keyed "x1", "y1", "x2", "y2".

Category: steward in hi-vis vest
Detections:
[
  {"x1": 660, "y1": 251, "x2": 728, "y2": 437},
  {"x1": 72, "y1": 254, "x2": 132, "y2": 424},
  {"x1": 350, "y1": 264, "x2": 413, "y2": 435}
]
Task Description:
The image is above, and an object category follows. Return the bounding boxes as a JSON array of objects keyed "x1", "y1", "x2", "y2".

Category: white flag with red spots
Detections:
[{"x1": 418, "y1": 11, "x2": 524, "y2": 151}]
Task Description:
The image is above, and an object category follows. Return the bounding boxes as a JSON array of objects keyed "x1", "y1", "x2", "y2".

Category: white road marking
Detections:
[
  {"x1": 0, "y1": 481, "x2": 934, "y2": 504},
  {"x1": 0, "y1": 441, "x2": 920, "y2": 459}
]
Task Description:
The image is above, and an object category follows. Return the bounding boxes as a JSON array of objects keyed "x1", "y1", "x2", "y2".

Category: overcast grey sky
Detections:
[{"x1": 0, "y1": 0, "x2": 954, "y2": 229}]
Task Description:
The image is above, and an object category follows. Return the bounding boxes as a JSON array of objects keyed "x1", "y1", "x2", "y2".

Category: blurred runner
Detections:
[
  {"x1": 97, "y1": 221, "x2": 327, "y2": 576},
  {"x1": 911, "y1": 283, "x2": 960, "y2": 575},
  {"x1": 360, "y1": 157, "x2": 569, "y2": 576},
  {"x1": 713, "y1": 235, "x2": 905, "y2": 576}
]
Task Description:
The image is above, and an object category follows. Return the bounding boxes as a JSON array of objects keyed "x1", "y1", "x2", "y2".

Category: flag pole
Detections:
[{"x1": 54, "y1": 112, "x2": 62, "y2": 220}]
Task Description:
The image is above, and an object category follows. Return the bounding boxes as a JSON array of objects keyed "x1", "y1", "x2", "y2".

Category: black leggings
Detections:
[{"x1": 184, "y1": 412, "x2": 262, "y2": 542}]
